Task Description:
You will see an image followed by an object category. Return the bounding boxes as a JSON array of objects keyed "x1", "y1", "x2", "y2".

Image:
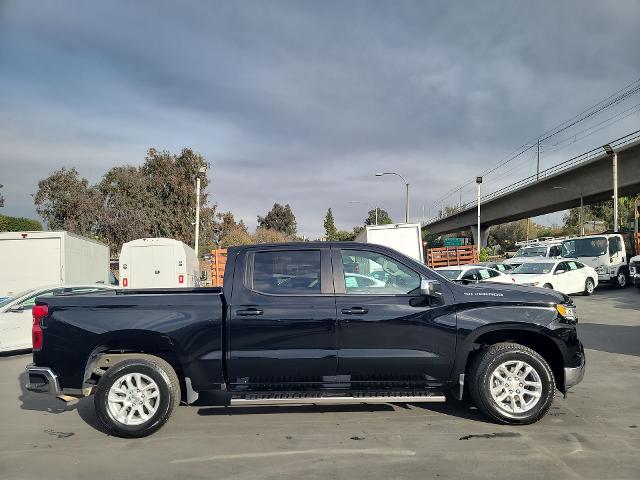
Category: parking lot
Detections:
[{"x1": 0, "y1": 286, "x2": 638, "y2": 480}]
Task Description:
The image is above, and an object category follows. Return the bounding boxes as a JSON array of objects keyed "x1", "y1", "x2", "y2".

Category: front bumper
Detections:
[
  {"x1": 25, "y1": 364, "x2": 60, "y2": 395},
  {"x1": 564, "y1": 343, "x2": 586, "y2": 390}
]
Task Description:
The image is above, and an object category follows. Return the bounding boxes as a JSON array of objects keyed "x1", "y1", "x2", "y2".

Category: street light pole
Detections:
[
  {"x1": 375, "y1": 172, "x2": 410, "y2": 223},
  {"x1": 476, "y1": 176, "x2": 482, "y2": 247},
  {"x1": 603, "y1": 144, "x2": 618, "y2": 231},
  {"x1": 194, "y1": 165, "x2": 207, "y2": 256}
]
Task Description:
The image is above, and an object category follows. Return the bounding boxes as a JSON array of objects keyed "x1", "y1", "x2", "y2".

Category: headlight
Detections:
[
  {"x1": 556, "y1": 303, "x2": 578, "y2": 324},
  {"x1": 595, "y1": 266, "x2": 605, "y2": 273}
]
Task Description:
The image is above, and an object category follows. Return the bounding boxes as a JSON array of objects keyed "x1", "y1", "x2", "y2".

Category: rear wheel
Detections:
[
  {"x1": 469, "y1": 343, "x2": 555, "y2": 425},
  {"x1": 584, "y1": 278, "x2": 595, "y2": 296},
  {"x1": 94, "y1": 357, "x2": 180, "y2": 438}
]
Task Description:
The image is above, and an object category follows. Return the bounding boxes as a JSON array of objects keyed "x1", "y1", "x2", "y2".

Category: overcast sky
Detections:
[{"x1": 1, "y1": 0, "x2": 639, "y2": 238}]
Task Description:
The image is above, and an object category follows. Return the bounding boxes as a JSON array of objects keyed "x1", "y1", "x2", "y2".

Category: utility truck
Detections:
[
  {"x1": 0, "y1": 231, "x2": 111, "y2": 297},
  {"x1": 561, "y1": 233, "x2": 637, "y2": 288},
  {"x1": 118, "y1": 238, "x2": 199, "y2": 289}
]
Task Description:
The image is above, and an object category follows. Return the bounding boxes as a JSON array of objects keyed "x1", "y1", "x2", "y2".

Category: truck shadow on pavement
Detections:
[{"x1": 17, "y1": 371, "x2": 111, "y2": 434}]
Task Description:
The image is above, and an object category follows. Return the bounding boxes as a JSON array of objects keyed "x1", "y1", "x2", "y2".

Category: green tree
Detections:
[
  {"x1": 215, "y1": 211, "x2": 252, "y2": 247},
  {"x1": 563, "y1": 195, "x2": 639, "y2": 232},
  {"x1": 33, "y1": 148, "x2": 217, "y2": 255},
  {"x1": 488, "y1": 220, "x2": 530, "y2": 251},
  {"x1": 0, "y1": 214, "x2": 43, "y2": 231},
  {"x1": 33, "y1": 167, "x2": 102, "y2": 237},
  {"x1": 253, "y1": 227, "x2": 292, "y2": 244},
  {"x1": 257, "y1": 203, "x2": 297, "y2": 236},
  {"x1": 365, "y1": 208, "x2": 392, "y2": 226},
  {"x1": 323, "y1": 208, "x2": 338, "y2": 240}
]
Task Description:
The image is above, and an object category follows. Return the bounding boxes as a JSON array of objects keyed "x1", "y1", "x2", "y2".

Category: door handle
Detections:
[
  {"x1": 236, "y1": 308, "x2": 264, "y2": 316},
  {"x1": 341, "y1": 307, "x2": 369, "y2": 315}
]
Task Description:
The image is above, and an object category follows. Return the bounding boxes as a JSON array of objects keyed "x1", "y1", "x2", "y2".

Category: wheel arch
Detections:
[{"x1": 462, "y1": 328, "x2": 565, "y2": 392}]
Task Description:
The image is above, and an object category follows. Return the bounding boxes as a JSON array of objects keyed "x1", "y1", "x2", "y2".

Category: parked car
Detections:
[
  {"x1": 630, "y1": 254, "x2": 640, "y2": 289},
  {"x1": 26, "y1": 242, "x2": 584, "y2": 438},
  {"x1": 0, "y1": 285, "x2": 116, "y2": 352},
  {"x1": 476, "y1": 261, "x2": 514, "y2": 272},
  {"x1": 435, "y1": 265, "x2": 516, "y2": 284},
  {"x1": 503, "y1": 242, "x2": 563, "y2": 268},
  {"x1": 510, "y1": 259, "x2": 598, "y2": 295}
]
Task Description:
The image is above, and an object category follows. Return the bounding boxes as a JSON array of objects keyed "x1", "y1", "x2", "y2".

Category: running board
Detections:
[{"x1": 230, "y1": 391, "x2": 446, "y2": 406}]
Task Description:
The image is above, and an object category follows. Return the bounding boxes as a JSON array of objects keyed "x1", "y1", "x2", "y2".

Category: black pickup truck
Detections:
[{"x1": 26, "y1": 242, "x2": 585, "y2": 437}]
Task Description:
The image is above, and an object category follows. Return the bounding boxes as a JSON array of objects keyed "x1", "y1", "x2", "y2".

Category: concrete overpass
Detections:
[{"x1": 423, "y1": 133, "x2": 640, "y2": 246}]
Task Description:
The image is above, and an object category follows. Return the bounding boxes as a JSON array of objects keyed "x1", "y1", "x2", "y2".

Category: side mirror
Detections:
[
  {"x1": 8, "y1": 306, "x2": 26, "y2": 313},
  {"x1": 421, "y1": 278, "x2": 444, "y2": 303}
]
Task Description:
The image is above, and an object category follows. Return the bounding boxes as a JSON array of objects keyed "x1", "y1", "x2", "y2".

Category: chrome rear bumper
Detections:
[{"x1": 25, "y1": 364, "x2": 61, "y2": 395}]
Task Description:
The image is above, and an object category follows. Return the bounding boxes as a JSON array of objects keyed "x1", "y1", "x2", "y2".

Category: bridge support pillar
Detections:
[{"x1": 471, "y1": 225, "x2": 490, "y2": 248}]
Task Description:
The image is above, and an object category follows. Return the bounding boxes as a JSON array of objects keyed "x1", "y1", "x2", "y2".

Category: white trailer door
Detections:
[{"x1": 0, "y1": 238, "x2": 61, "y2": 296}]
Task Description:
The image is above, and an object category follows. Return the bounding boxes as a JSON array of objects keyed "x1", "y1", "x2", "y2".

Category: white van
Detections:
[
  {"x1": 119, "y1": 238, "x2": 199, "y2": 289},
  {"x1": 354, "y1": 223, "x2": 424, "y2": 263},
  {"x1": 0, "y1": 231, "x2": 111, "y2": 296}
]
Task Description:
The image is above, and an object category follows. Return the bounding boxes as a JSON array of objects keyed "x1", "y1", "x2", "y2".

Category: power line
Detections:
[{"x1": 428, "y1": 76, "x2": 640, "y2": 210}]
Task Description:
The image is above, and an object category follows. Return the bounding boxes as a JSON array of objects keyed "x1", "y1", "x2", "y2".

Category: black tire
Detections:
[
  {"x1": 584, "y1": 278, "x2": 595, "y2": 296},
  {"x1": 543, "y1": 283, "x2": 553, "y2": 289},
  {"x1": 94, "y1": 356, "x2": 180, "y2": 438},
  {"x1": 469, "y1": 342, "x2": 555, "y2": 425},
  {"x1": 614, "y1": 270, "x2": 628, "y2": 288}
]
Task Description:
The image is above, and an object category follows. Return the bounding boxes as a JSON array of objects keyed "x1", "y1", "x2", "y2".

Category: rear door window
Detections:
[{"x1": 251, "y1": 250, "x2": 321, "y2": 294}]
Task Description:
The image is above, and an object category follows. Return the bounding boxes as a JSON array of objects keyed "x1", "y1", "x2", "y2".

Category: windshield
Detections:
[
  {"x1": 512, "y1": 263, "x2": 555, "y2": 274},
  {"x1": 437, "y1": 269, "x2": 461, "y2": 280},
  {"x1": 515, "y1": 247, "x2": 547, "y2": 257},
  {"x1": 562, "y1": 237, "x2": 607, "y2": 257}
]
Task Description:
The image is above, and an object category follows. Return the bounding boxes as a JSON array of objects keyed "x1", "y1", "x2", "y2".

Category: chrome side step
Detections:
[{"x1": 230, "y1": 391, "x2": 446, "y2": 406}]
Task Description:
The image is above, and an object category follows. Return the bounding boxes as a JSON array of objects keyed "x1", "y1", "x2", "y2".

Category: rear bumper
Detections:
[
  {"x1": 564, "y1": 343, "x2": 586, "y2": 390},
  {"x1": 25, "y1": 364, "x2": 61, "y2": 395}
]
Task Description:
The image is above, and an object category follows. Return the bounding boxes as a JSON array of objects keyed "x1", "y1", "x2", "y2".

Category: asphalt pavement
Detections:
[{"x1": 0, "y1": 285, "x2": 638, "y2": 480}]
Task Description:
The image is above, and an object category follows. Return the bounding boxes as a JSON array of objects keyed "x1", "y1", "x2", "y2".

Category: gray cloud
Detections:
[{"x1": 1, "y1": 0, "x2": 639, "y2": 237}]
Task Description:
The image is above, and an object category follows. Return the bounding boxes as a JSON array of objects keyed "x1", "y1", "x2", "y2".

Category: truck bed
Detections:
[{"x1": 33, "y1": 288, "x2": 225, "y2": 393}]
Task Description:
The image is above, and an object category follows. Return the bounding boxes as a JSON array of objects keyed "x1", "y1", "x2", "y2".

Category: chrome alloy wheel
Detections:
[
  {"x1": 107, "y1": 373, "x2": 160, "y2": 426},
  {"x1": 489, "y1": 360, "x2": 542, "y2": 414}
]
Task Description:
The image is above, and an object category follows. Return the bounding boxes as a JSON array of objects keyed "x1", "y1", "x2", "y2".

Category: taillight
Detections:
[
  {"x1": 32, "y1": 305, "x2": 48, "y2": 351},
  {"x1": 178, "y1": 275, "x2": 184, "y2": 284},
  {"x1": 122, "y1": 278, "x2": 128, "y2": 287}
]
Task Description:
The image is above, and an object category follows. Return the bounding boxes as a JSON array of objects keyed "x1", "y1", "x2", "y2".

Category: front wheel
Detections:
[
  {"x1": 94, "y1": 357, "x2": 181, "y2": 438},
  {"x1": 469, "y1": 343, "x2": 555, "y2": 425},
  {"x1": 615, "y1": 270, "x2": 628, "y2": 288},
  {"x1": 584, "y1": 278, "x2": 595, "y2": 296}
]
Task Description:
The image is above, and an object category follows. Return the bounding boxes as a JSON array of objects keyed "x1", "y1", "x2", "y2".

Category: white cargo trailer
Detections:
[
  {"x1": 119, "y1": 238, "x2": 199, "y2": 289},
  {"x1": 354, "y1": 223, "x2": 425, "y2": 263},
  {"x1": 0, "y1": 231, "x2": 110, "y2": 296}
]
